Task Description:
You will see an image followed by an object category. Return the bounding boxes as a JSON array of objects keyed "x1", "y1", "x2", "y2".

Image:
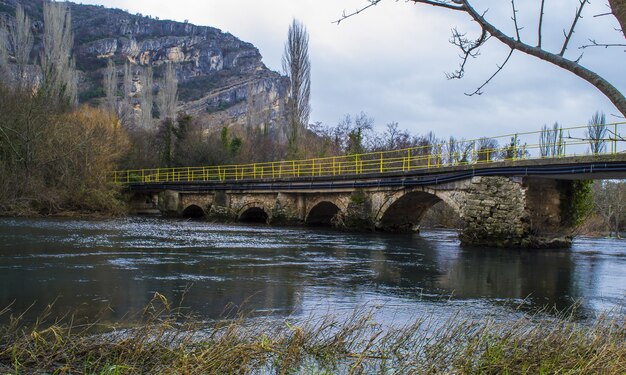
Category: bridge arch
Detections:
[
  {"x1": 376, "y1": 188, "x2": 462, "y2": 232},
  {"x1": 238, "y1": 203, "x2": 270, "y2": 224},
  {"x1": 181, "y1": 204, "x2": 206, "y2": 219},
  {"x1": 306, "y1": 201, "x2": 343, "y2": 226}
]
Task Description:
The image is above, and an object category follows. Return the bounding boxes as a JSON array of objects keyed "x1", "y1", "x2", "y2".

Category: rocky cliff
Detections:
[{"x1": 0, "y1": 0, "x2": 289, "y2": 138}]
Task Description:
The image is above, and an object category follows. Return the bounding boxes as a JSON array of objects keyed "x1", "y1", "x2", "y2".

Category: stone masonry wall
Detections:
[
  {"x1": 460, "y1": 176, "x2": 530, "y2": 247},
  {"x1": 131, "y1": 176, "x2": 574, "y2": 248}
]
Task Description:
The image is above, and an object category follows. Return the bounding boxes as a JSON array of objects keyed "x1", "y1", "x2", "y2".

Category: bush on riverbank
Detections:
[
  {"x1": 0, "y1": 84, "x2": 129, "y2": 216},
  {"x1": 0, "y1": 296, "x2": 624, "y2": 374}
]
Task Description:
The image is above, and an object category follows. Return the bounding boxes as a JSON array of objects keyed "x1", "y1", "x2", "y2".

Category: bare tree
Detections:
[
  {"x1": 593, "y1": 180, "x2": 626, "y2": 237},
  {"x1": 157, "y1": 61, "x2": 178, "y2": 122},
  {"x1": 476, "y1": 137, "x2": 499, "y2": 162},
  {"x1": 445, "y1": 136, "x2": 459, "y2": 165},
  {"x1": 380, "y1": 122, "x2": 415, "y2": 150},
  {"x1": 103, "y1": 59, "x2": 117, "y2": 112},
  {"x1": 540, "y1": 123, "x2": 564, "y2": 157},
  {"x1": 116, "y1": 61, "x2": 135, "y2": 127},
  {"x1": 123, "y1": 62, "x2": 133, "y2": 99},
  {"x1": 328, "y1": 112, "x2": 374, "y2": 153},
  {"x1": 282, "y1": 19, "x2": 311, "y2": 155},
  {"x1": 10, "y1": 4, "x2": 34, "y2": 87},
  {"x1": 156, "y1": 62, "x2": 179, "y2": 167},
  {"x1": 139, "y1": 65, "x2": 154, "y2": 130},
  {"x1": 41, "y1": 0, "x2": 77, "y2": 106},
  {"x1": 501, "y1": 136, "x2": 527, "y2": 160},
  {"x1": 0, "y1": 25, "x2": 8, "y2": 78},
  {"x1": 586, "y1": 111, "x2": 607, "y2": 154},
  {"x1": 338, "y1": 1, "x2": 626, "y2": 117}
]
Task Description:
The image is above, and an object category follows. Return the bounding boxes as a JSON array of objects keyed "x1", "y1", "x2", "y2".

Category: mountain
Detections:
[{"x1": 0, "y1": 0, "x2": 289, "y2": 139}]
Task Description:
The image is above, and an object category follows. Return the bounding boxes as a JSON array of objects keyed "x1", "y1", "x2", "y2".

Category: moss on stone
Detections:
[{"x1": 562, "y1": 180, "x2": 593, "y2": 228}]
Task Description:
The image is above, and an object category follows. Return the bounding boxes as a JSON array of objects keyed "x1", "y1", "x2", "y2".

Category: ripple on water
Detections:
[
  {"x1": 136, "y1": 274, "x2": 227, "y2": 282},
  {"x1": 108, "y1": 258, "x2": 140, "y2": 270},
  {"x1": 108, "y1": 256, "x2": 195, "y2": 269}
]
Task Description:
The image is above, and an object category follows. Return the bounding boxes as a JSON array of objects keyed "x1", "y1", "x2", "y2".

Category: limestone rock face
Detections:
[{"x1": 0, "y1": 0, "x2": 289, "y2": 138}]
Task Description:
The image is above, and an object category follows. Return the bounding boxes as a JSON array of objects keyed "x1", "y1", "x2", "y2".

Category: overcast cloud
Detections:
[{"x1": 78, "y1": 0, "x2": 625, "y2": 139}]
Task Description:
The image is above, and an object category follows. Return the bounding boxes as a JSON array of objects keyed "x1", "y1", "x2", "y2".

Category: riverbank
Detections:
[{"x1": 1, "y1": 297, "x2": 624, "y2": 374}]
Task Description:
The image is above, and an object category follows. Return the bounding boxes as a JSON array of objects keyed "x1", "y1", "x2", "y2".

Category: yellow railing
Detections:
[{"x1": 113, "y1": 122, "x2": 626, "y2": 184}]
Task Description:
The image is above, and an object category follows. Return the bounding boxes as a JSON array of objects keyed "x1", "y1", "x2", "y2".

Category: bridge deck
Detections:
[
  {"x1": 116, "y1": 122, "x2": 626, "y2": 191},
  {"x1": 126, "y1": 155, "x2": 626, "y2": 192}
]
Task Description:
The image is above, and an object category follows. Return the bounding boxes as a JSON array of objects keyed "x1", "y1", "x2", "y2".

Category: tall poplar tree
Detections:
[
  {"x1": 282, "y1": 19, "x2": 311, "y2": 156},
  {"x1": 41, "y1": 0, "x2": 77, "y2": 107}
]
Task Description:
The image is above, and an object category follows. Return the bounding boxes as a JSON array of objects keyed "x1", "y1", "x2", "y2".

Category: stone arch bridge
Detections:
[{"x1": 127, "y1": 155, "x2": 626, "y2": 248}]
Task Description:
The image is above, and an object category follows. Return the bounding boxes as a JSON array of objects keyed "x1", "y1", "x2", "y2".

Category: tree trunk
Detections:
[{"x1": 609, "y1": 0, "x2": 626, "y2": 39}]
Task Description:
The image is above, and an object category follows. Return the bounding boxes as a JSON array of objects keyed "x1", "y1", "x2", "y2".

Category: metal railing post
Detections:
[
  {"x1": 614, "y1": 123, "x2": 618, "y2": 154},
  {"x1": 437, "y1": 145, "x2": 441, "y2": 168},
  {"x1": 407, "y1": 149, "x2": 411, "y2": 171}
]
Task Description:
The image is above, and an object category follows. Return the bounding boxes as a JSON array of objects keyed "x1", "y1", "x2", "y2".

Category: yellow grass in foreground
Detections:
[{"x1": 0, "y1": 295, "x2": 624, "y2": 374}]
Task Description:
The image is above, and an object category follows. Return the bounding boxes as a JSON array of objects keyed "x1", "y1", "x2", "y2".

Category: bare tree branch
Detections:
[
  {"x1": 333, "y1": 0, "x2": 465, "y2": 23},
  {"x1": 410, "y1": 0, "x2": 465, "y2": 11},
  {"x1": 559, "y1": 0, "x2": 588, "y2": 56},
  {"x1": 446, "y1": 28, "x2": 488, "y2": 79},
  {"x1": 537, "y1": 0, "x2": 545, "y2": 47},
  {"x1": 337, "y1": 0, "x2": 626, "y2": 116},
  {"x1": 466, "y1": 48, "x2": 514, "y2": 96},
  {"x1": 459, "y1": 0, "x2": 626, "y2": 116},
  {"x1": 335, "y1": 0, "x2": 381, "y2": 24},
  {"x1": 579, "y1": 39, "x2": 626, "y2": 50},
  {"x1": 511, "y1": 0, "x2": 521, "y2": 42}
]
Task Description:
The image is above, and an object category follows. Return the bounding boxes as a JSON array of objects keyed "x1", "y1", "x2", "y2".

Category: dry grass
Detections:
[{"x1": 0, "y1": 296, "x2": 624, "y2": 374}]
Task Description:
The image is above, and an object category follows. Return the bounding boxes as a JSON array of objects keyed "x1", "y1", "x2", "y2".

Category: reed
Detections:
[{"x1": 0, "y1": 296, "x2": 624, "y2": 374}]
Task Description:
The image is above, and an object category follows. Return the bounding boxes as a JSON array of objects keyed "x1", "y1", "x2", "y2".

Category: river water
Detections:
[{"x1": 0, "y1": 217, "x2": 624, "y2": 324}]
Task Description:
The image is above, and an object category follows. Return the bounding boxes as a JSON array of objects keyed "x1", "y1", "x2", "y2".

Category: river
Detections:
[{"x1": 0, "y1": 217, "x2": 624, "y2": 325}]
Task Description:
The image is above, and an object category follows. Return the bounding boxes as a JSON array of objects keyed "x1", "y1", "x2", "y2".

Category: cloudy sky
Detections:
[{"x1": 79, "y1": 0, "x2": 625, "y2": 139}]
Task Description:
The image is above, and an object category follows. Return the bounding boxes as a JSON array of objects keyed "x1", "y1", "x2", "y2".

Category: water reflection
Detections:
[
  {"x1": 0, "y1": 217, "x2": 623, "y2": 324},
  {"x1": 331, "y1": 233, "x2": 581, "y2": 313}
]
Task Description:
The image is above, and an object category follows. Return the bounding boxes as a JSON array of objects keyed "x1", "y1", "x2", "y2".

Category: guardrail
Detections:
[{"x1": 113, "y1": 122, "x2": 626, "y2": 184}]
